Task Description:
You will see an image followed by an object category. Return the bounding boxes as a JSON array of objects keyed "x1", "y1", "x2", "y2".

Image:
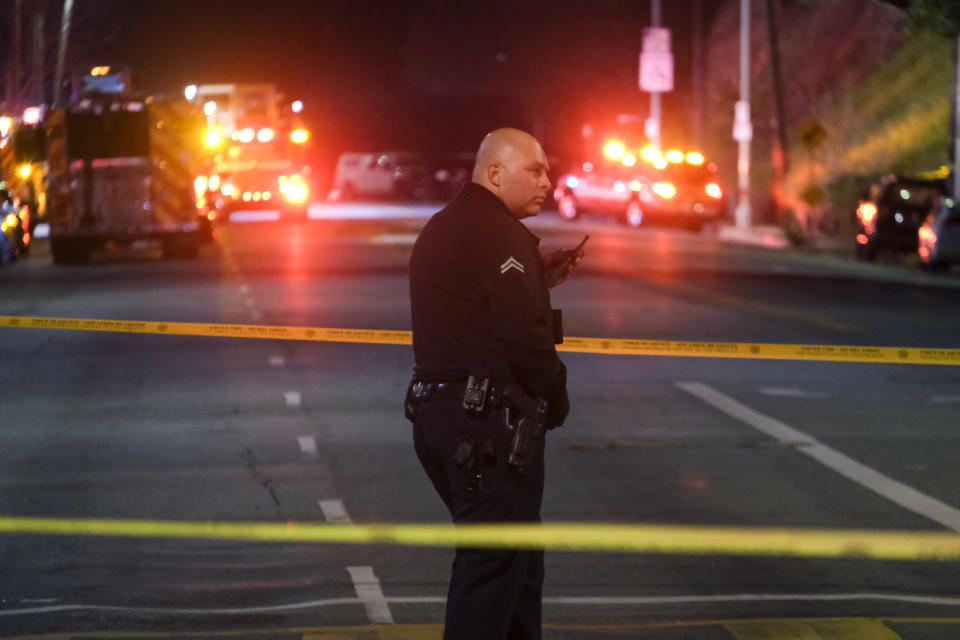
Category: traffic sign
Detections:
[
  {"x1": 799, "y1": 119, "x2": 827, "y2": 150},
  {"x1": 642, "y1": 27, "x2": 671, "y2": 52},
  {"x1": 732, "y1": 100, "x2": 752, "y2": 142},
  {"x1": 639, "y1": 51, "x2": 674, "y2": 93}
]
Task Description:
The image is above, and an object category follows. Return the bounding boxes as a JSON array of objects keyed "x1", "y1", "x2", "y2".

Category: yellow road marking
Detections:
[
  {"x1": 6, "y1": 619, "x2": 960, "y2": 640},
  {"x1": 1, "y1": 517, "x2": 960, "y2": 560},
  {"x1": 726, "y1": 618, "x2": 902, "y2": 640},
  {"x1": 3, "y1": 316, "x2": 960, "y2": 365}
]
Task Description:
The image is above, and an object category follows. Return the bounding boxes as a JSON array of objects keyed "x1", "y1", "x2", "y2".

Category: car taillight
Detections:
[
  {"x1": 857, "y1": 201, "x2": 878, "y2": 225},
  {"x1": 857, "y1": 201, "x2": 878, "y2": 234},
  {"x1": 918, "y1": 225, "x2": 937, "y2": 244}
]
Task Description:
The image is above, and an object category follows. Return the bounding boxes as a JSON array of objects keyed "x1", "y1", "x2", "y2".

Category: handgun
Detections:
[{"x1": 503, "y1": 385, "x2": 549, "y2": 474}]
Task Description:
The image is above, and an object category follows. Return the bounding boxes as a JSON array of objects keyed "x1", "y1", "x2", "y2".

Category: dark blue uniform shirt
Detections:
[{"x1": 409, "y1": 182, "x2": 569, "y2": 426}]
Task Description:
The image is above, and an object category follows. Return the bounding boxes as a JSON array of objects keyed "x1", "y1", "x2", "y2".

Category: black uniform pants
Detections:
[{"x1": 413, "y1": 394, "x2": 545, "y2": 640}]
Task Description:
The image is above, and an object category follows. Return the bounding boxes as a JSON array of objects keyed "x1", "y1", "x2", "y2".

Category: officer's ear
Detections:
[{"x1": 487, "y1": 163, "x2": 503, "y2": 188}]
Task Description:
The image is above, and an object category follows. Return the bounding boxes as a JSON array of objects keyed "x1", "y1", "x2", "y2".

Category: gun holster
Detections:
[{"x1": 502, "y1": 385, "x2": 549, "y2": 474}]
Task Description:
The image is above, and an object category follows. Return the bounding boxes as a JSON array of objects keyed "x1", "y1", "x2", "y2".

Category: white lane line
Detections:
[
  {"x1": 929, "y1": 394, "x2": 960, "y2": 404},
  {"x1": 285, "y1": 391, "x2": 302, "y2": 407},
  {"x1": 543, "y1": 592, "x2": 960, "y2": 606},
  {"x1": 244, "y1": 298, "x2": 256, "y2": 308},
  {"x1": 318, "y1": 499, "x2": 353, "y2": 524},
  {"x1": 3, "y1": 592, "x2": 959, "y2": 617},
  {"x1": 371, "y1": 233, "x2": 419, "y2": 245},
  {"x1": 308, "y1": 203, "x2": 435, "y2": 220},
  {"x1": 250, "y1": 310, "x2": 263, "y2": 321},
  {"x1": 18, "y1": 599, "x2": 58, "y2": 603},
  {"x1": 677, "y1": 381, "x2": 960, "y2": 532},
  {"x1": 0, "y1": 598, "x2": 362, "y2": 617},
  {"x1": 297, "y1": 436, "x2": 318, "y2": 458},
  {"x1": 347, "y1": 566, "x2": 394, "y2": 624},
  {"x1": 230, "y1": 210, "x2": 281, "y2": 222},
  {"x1": 269, "y1": 355, "x2": 286, "y2": 367},
  {"x1": 239, "y1": 284, "x2": 250, "y2": 294},
  {"x1": 759, "y1": 387, "x2": 827, "y2": 399}
]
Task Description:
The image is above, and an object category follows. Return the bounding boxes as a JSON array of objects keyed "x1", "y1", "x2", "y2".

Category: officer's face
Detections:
[{"x1": 499, "y1": 141, "x2": 551, "y2": 219}]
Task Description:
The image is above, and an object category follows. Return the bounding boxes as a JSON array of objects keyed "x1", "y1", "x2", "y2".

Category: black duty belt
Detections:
[{"x1": 409, "y1": 377, "x2": 506, "y2": 408}]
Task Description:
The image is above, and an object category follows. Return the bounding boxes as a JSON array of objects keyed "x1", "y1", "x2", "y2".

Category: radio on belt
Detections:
[{"x1": 462, "y1": 375, "x2": 489, "y2": 414}]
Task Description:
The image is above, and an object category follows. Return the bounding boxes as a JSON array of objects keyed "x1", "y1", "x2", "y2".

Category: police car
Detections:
[{"x1": 554, "y1": 144, "x2": 726, "y2": 231}]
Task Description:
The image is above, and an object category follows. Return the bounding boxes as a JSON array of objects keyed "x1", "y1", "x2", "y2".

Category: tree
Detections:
[
  {"x1": 909, "y1": 0, "x2": 960, "y2": 195},
  {"x1": 908, "y1": 0, "x2": 960, "y2": 37}
]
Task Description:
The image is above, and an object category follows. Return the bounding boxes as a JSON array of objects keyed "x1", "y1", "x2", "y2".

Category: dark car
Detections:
[
  {"x1": 855, "y1": 176, "x2": 947, "y2": 261},
  {"x1": 918, "y1": 199, "x2": 960, "y2": 270},
  {"x1": 554, "y1": 154, "x2": 725, "y2": 231}
]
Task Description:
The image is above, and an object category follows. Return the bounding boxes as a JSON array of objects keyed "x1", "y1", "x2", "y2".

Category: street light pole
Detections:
[
  {"x1": 735, "y1": 0, "x2": 752, "y2": 228},
  {"x1": 649, "y1": 0, "x2": 662, "y2": 151},
  {"x1": 954, "y1": 35, "x2": 960, "y2": 199},
  {"x1": 54, "y1": 0, "x2": 75, "y2": 106}
]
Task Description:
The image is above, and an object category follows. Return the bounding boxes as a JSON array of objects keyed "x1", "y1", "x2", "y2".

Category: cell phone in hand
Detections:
[{"x1": 563, "y1": 235, "x2": 589, "y2": 262}]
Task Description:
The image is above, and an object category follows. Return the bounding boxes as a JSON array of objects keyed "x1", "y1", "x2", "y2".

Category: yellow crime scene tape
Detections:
[
  {"x1": 0, "y1": 517, "x2": 959, "y2": 561},
  {"x1": 3, "y1": 315, "x2": 960, "y2": 558},
  {"x1": 3, "y1": 315, "x2": 960, "y2": 365}
]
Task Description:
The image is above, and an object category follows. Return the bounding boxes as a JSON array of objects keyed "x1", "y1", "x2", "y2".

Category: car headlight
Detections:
[{"x1": 283, "y1": 183, "x2": 308, "y2": 203}]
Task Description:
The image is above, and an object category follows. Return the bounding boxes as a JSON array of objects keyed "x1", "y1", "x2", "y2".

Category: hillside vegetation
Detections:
[{"x1": 705, "y1": 0, "x2": 955, "y2": 238}]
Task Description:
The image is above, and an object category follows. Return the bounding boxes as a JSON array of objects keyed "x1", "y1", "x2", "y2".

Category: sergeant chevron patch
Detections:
[{"x1": 500, "y1": 257, "x2": 525, "y2": 274}]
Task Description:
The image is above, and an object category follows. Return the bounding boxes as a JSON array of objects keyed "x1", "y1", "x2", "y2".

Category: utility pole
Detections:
[
  {"x1": 955, "y1": 35, "x2": 960, "y2": 199},
  {"x1": 765, "y1": 0, "x2": 788, "y2": 222},
  {"x1": 32, "y1": 12, "x2": 46, "y2": 105},
  {"x1": 11, "y1": 0, "x2": 24, "y2": 111},
  {"x1": 649, "y1": 0, "x2": 662, "y2": 151},
  {"x1": 54, "y1": 0, "x2": 75, "y2": 106},
  {"x1": 734, "y1": 0, "x2": 753, "y2": 229},
  {"x1": 692, "y1": 0, "x2": 704, "y2": 148}
]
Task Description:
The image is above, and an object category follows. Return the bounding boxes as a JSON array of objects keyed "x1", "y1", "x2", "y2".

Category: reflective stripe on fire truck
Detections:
[{"x1": 148, "y1": 101, "x2": 199, "y2": 227}]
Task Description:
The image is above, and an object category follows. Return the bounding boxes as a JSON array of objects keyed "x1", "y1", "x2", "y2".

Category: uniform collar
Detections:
[{"x1": 462, "y1": 182, "x2": 541, "y2": 247}]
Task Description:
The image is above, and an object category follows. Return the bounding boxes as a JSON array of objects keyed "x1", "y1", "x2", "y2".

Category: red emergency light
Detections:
[{"x1": 23, "y1": 106, "x2": 41, "y2": 125}]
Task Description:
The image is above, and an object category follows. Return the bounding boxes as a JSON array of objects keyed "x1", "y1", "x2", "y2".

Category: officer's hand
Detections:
[{"x1": 542, "y1": 247, "x2": 585, "y2": 289}]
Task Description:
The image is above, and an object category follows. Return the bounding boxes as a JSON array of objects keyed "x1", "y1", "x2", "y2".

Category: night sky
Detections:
[{"x1": 27, "y1": 0, "x2": 728, "y2": 178}]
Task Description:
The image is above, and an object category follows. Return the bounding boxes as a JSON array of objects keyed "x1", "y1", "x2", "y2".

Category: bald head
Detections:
[{"x1": 471, "y1": 128, "x2": 551, "y2": 219}]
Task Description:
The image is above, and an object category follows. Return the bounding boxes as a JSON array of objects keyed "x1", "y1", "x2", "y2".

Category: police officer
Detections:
[{"x1": 406, "y1": 128, "x2": 583, "y2": 640}]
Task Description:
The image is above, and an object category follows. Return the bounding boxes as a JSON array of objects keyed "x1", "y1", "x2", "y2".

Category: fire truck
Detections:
[
  {"x1": 44, "y1": 84, "x2": 207, "y2": 263},
  {"x1": 188, "y1": 83, "x2": 311, "y2": 220}
]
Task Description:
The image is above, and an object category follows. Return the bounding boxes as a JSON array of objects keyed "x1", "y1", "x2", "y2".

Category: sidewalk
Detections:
[{"x1": 718, "y1": 223, "x2": 851, "y2": 257}]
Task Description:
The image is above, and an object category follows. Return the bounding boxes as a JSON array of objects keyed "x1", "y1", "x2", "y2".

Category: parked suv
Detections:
[
  {"x1": 855, "y1": 176, "x2": 947, "y2": 261},
  {"x1": 329, "y1": 151, "x2": 434, "y2": 202}
]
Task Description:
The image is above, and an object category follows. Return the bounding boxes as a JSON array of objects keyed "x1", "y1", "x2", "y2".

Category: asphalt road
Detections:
[{"x1": 1, "y1": 205, "x2": 959, "y2": 639}]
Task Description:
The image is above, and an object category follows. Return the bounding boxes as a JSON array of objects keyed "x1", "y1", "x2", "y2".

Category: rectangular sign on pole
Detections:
[
  {"x1": 640, "y1": 27, "x2": 674, "y2": 93},
  {"x1": 642, "y1": 27, "x2": 671, "y2": 52},
  {"x1": 732, "y1": 100, "x2": 753, "y2": 142},
  {"x1": 640, "y1": 51, "x2": 674, "y2": 93}
]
